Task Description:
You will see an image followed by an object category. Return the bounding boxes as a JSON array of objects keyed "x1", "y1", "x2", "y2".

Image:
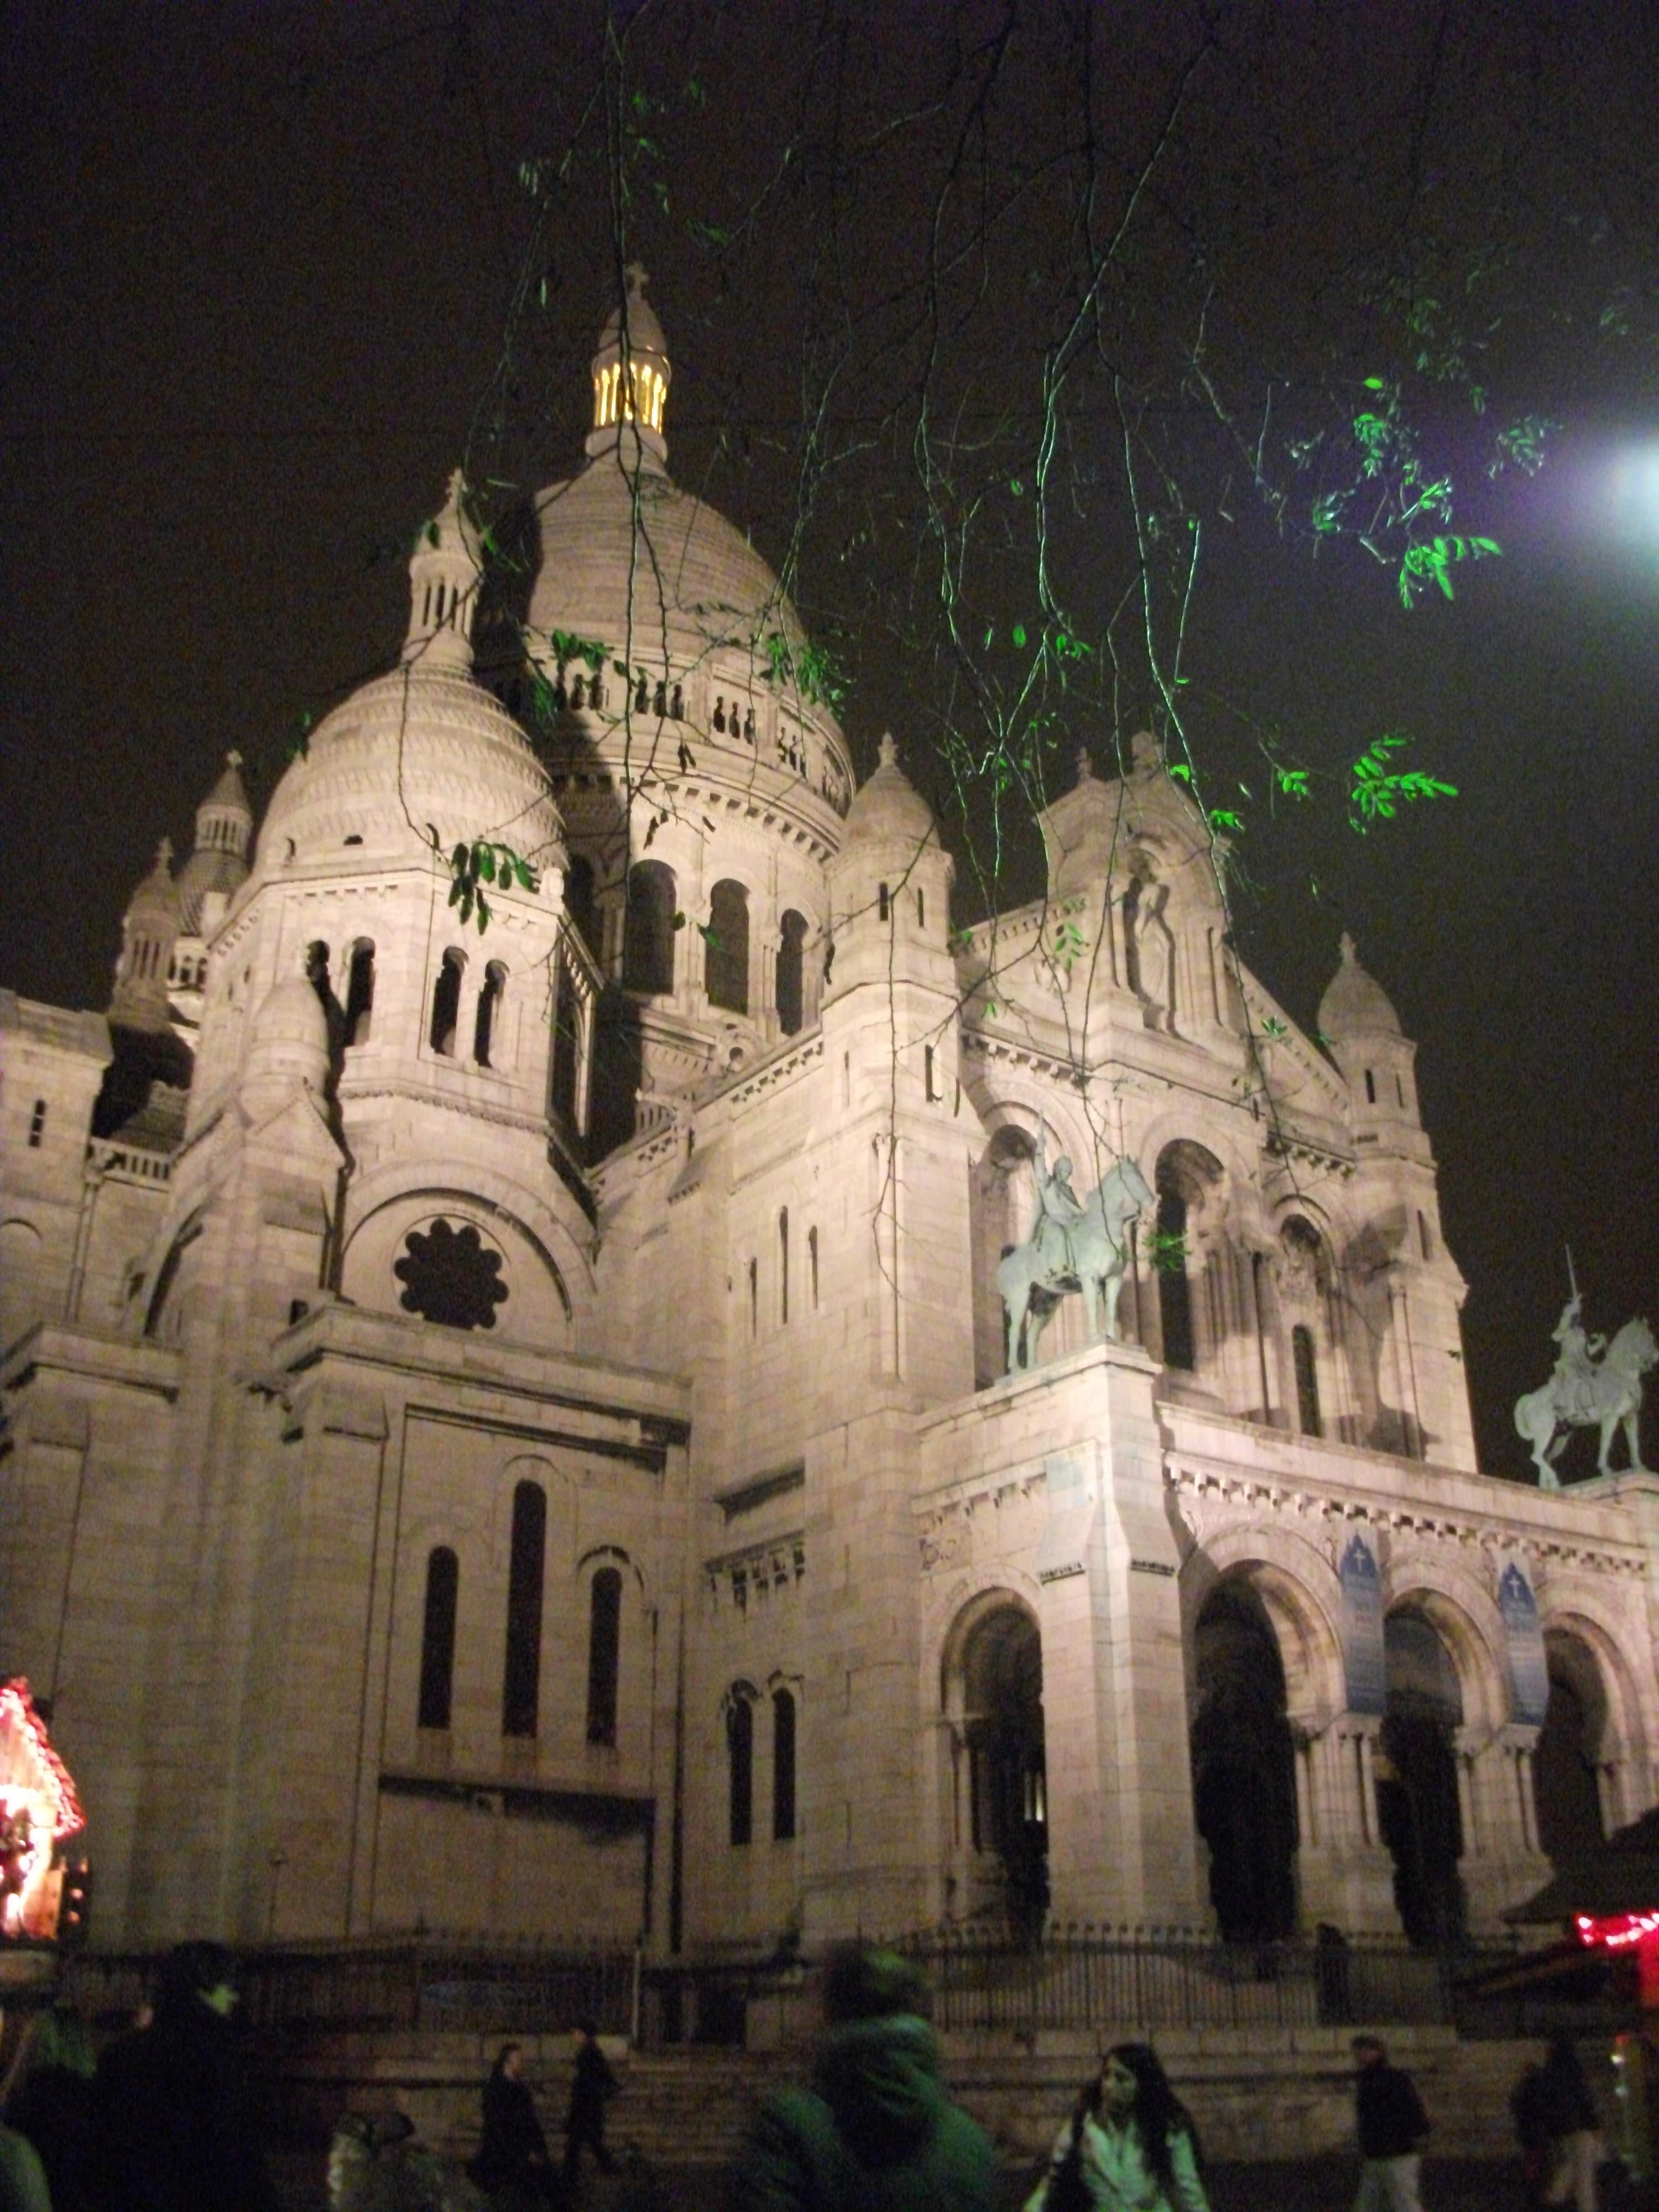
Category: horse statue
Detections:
[
  {"x1": 1514, "y1": 1314, "x2": 1656, "y2": 1486},
  {"x1": 998, "y1": 1155, "x2": 1155, "y2": 1373}
]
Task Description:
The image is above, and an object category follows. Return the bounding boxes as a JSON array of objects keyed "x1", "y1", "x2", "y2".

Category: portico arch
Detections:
[{"x1": 939, "y1": 1589, "x2": 1047, "y2": 1932}]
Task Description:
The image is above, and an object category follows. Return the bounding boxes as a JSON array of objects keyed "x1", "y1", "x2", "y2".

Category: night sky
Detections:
[{"x1": 3, "y1": 1, "x2": 1655, "y2": 1478}]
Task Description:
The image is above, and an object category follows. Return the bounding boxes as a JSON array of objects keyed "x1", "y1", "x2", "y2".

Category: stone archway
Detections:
[
  {"x1": 1190, "y1": 1579, "x2": 1299, "y2": 1939},
  {"x1": 1534, "y1": 1631, "x2": 1610, "y2": 1867},
  {"x1": 1379, "y1": 1609, "x2": 1465, "y2": 1947},
  {"x1": 943, "y1": 1594, "x2": 1048, "y2": 1932}
]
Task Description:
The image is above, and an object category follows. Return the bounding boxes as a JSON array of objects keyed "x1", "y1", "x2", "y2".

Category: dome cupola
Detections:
[
  {"x1": 1318, "y1": 931, "x2": 1404, "y2": 1042},
  {"x1": 110, "y1": 840, "x2": 182, "y2": 1032},
  {"x1": 404, "y1": 469, "x2": 483, "y2": 674},
  {"x1": 586, "y1": 263, "x2": 671, "y2": 469},
  {"x1": 238, "y1": 963, "x2": 331, "y2": 1124}
]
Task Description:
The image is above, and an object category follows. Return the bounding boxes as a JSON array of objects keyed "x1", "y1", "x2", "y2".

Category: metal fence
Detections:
[
  {"x1": 889, "y1": 1926, "x2": 1526, "y2": 2036},
  {"x1": 64, "y1": 1941, "x2": 637, "y2": 2039},
  {"x1": 62, "y1": 1927, "x2": 1535, "y2": 2044}
]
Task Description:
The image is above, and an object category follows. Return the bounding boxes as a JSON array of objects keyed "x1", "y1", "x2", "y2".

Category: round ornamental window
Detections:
[{"x1": 394, "y1": 1217, "x2": 508, "y2": 1331}]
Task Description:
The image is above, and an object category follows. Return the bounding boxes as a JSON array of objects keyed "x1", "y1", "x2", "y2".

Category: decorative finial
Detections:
[
  {"x1": 1340, "y1": 931, "x2": 1357, "y2": 963},
  {"x1": 226, "y1": 749, "x2": 242, "y2": 770},
  {"x1": 625, "y1": 261, "x2": 649, "y2": 299},
  {"x1": 1130, "y1": 729, "x2": 1161, "y2": 774},
  {"x1": 1075, "y1": 745, "x2": 1094, "y2": 786},
  {"x1": 156, "y1": 837, "x2": 174, "y2": 867},
  {"x1": 878, "y1": 732, "x2": 899, "y2": 770}
]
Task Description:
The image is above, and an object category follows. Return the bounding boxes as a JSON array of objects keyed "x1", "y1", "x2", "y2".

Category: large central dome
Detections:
[{"x1": 523, "y1": 271, "x2": 852, "y2": 834}]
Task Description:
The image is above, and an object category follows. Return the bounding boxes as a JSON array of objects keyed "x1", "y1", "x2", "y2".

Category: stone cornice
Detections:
[
  {"x1": 703, "y1": 1532, "x2": 806, "y2": 1610},
  {"x1": 1165, "y1": 1458, "x2": 1648, "y2": 1578}
]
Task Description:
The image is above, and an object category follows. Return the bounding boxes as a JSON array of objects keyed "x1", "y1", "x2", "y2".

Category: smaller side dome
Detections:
[
  {"x1": 1318, "y1": 932, "x2": 1404, "y2": 1040},
  {"x1": 109, "y1": 841, "x2": 182, "y2": 1031},
  {"x1": 239, "y1": 967, "x2": 330, "y2": 1120},
  {"x1": 839, "y1": 733, "x2": 938, "y2": 853}
]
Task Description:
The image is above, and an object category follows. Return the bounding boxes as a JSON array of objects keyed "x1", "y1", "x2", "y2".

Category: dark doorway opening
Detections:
[
  {"x1": 1191, "y1": 1582, "x2": 1298, "y2": 1939},
  {"x1": 962, "y1": 1606, "x2": 1048, "y2": 1934},
  {"x1": 1379, "y1": 1611, "x2": 1465, "y2": 1947}
]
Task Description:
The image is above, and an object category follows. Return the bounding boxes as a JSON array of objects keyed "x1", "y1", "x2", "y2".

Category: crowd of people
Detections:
[{"x1": 0, "y1": 1939, "x2": 1621, "y2": 2211}]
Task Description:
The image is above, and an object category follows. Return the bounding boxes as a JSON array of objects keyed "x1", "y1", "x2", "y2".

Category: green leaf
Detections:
[{"x1": 1011, "y1": 623, "x2": 1027, "y2": 648}]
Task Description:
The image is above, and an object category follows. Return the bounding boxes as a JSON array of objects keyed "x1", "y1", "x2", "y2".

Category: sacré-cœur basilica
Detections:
[{"x1": 3, "y1": 276, "x2": 1655, "y2": 1963}]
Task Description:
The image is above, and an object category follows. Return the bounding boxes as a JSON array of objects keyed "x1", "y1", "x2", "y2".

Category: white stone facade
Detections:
[{"x1": 3, "y1": 288, "x2": 1655, "y2": 1954}]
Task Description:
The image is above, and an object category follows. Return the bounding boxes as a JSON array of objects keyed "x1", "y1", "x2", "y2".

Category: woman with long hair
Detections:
[{"x1": 1025, "y1": 2042, "x2": 1208, "y2": 2212}]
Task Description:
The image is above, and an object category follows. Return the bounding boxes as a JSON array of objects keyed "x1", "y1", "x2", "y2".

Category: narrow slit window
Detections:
[
  {"x1": 1292, "y1": 1323, "x2": 1322, "y2": 1437},
  {"x1": 343, "y1": 942, "x2": 375, "y2": 1047},
  {"x1": 430, "y1": 950, "x2": 465, "y2": 1057},
  {"x1": 772, "y1": 1688, "x2": 797, "y2": 1840},
  {"x1": 586, "y1": 1566, "x2": 622, "y2": 1746},
  {"x1": 473, "y1": 961, "x2": 505, "y2": 1067},
  {"x1": 417, "y1": 1547, "x2": 459, "y2": 1730},
  {"x1": 779, "y1": 1208, "x2": 789, "y2": 1325},
  {"x1": 877, "y1": 883, "x2": 890, "y2": 922},
  {"x1": 748, "y1": 1258, "x2": 758, "y2": 1339},
  {"x1": 502, "y1": 1480, "x2": 546, "y2": 1737},
  {"x1": 728, "y1": 1696, "x2": 754, "y2": 1845},
  {"x1": 808, "y1": 1227, "x2": 820, "y2": 1310},
  {"x1": 28, "y1": 1099, "x2": 46, "y2": 1149},
  {"x1": 1364, "y1": 1069, "x2": 1376, "y2": 1104}
]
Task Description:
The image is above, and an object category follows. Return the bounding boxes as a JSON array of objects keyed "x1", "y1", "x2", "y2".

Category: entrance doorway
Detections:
[
  {"x1": 959, "y1": 1603, "x2": 1048, "y2": 1932},
  {"x1": 1379, "y1": 1610, "x2": 1465, "y2": 1947},
  {"x1": 1190, "y1": 1582, "x2": 1298, "y2": 1939}
]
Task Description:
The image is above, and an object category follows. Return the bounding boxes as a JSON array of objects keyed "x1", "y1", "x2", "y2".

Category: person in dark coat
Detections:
[
  {"x1": 1533, "y1": 2039, "x2": 1601, "y2": 2211},
  {"x1": 731, "y1": 1944, "x2": 999, "y2": 2212},
  {"x1": 91, "y1": 1939, "x2": 280, "y2": 2212},
  {"x1": 469, "y1": 2043, "x2": 560, "y2": 2204},
  {"x1": 1351, "y1": 2034, "x2": 1431, "y2": 2212},
  {"x1": 3, "y1": 2001, "x2": 98, "y2": 2211},
  {"x1": 561, "y1": 2023, "x2": 617, "y2": 2190}
]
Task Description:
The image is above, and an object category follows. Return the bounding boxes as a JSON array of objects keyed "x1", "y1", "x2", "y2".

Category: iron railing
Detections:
[
  {"x1": 64, "y1": 1940, "x2": 636, "y2": 2038},
  {"x1": 61, "y1": 1927, "x2": 1533, "y2": 2044}
]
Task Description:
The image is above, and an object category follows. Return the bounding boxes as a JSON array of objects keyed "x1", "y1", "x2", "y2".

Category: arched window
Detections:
[
  {"x1": 586, "y1": 1566, "x2": 622, "y2": 1746},
  {"x1": 473, "y1": 961, "x2": 505, "y2": 1067},
  {"x1": 418, "y1": 1547, "x2": 458, "y2": 1730},
  {"x1": 1292, "y1": 1323, "x2": 1322, "y2": 1437},
  {"x1": 776, "y1": 910, "x2": 807, "y2": 1034},
  {"x1": 727, "y1": 1694, "x2": 754, "y2": 1845},
  {"x1": 1155, "y1": 1186, "x2": 1194, "y2": 1370},
  {"x1": 430, "y1": 948, "x2": 465, "y2": 1056},
  {"x1": 550, "y1": 957, "x2": 581, "y2": 1128},
  {"x1": 772, "y1": 1688, "x2": 797, "y2": 1840},
  {"x1": 343, "y1": 941, "x2": 375, "y2": 1047},
  {"x1": 623, "y1": 862, "x2": 677, "y2": 995},
  {"x1": 502, "y1": 1480, "x2": 546, "y2": 1737},
  {"x1": 563, "y1": 855, "x2": 597, "y2": 956},
  {"x1": 706, "y1": 880, "x2": 750, "y2": 1014}
]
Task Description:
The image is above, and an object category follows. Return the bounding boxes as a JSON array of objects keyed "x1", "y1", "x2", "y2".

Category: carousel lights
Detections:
[
  {"x1": 1575, "y1": 1910, "x2": 1659, "y2": 1950},
  {"x1": 0, "y1": 1679, "x2": 86, "y2": 1944}
]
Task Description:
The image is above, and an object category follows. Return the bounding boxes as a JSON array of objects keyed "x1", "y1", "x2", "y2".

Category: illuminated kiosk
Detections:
[{"x1": 0, "y1": 1678, "x2": 88, "y2": 1984}]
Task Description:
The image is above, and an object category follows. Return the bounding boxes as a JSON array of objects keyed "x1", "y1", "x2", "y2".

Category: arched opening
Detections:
[
  {"x1": 1379, "y1": 1609, "x2": 1465, "y2": 1946},
  {"x1": 1190, "y1": 1581, "x2": 1299, "y2": 1939},
  {"x1": 1533, "y1": 1634, "x2": 1609, "y2": 1869},
  {"x1": 776, "y1": 910, "x2": 807, "y2": 1034},
  {"x1": 623, "y1": 861, "x2": 677, "y2": 995},
  {"x1": 706, "y1": 879, "x2": 750, "y2": 1014},
  {"x1": 472, "y1": 961, "x2": 505, "y2": 1066},
  {"x1": 343, "y1": 941, "x2": 375, "y2": 1047},
  {"x1": 772, "y1": 1688, "x2": 797, "y2": 1840},
  {"x1": 1151, "y1": 1141, "x2": 1224, "y2": 1374},
  {"x1": 502, "y1": 1480, "x2": 546, "y2": 1738},
  {"x1": 959, "y1": 1603, "x2": 1047, "y2": 1933},
  {"x1": 417, "y1": 1547, "x2": 458, "y2": 1731},
  {"x1": 586, "y1": 1566, "x2": 623, "y2": 1746},
  {"x1": 564, "y1": 854, "x2": 598, "y2": 957},
  {"x1": 970, "y1": 1125, "x2": 1040, "y2": 1388},
  {"x1": 727, "y1": 1693, "x2": 755, "y2": 1846},
  {"x1": 550, "y1": 957, "x2": 582, "y2": 1129},
  {"x1": 429, "y1": 948, "x2": 465, "y2": 1056},
  {"x1": 1292, "y1": 1324, "x2": 1322, "y2": 1437}
]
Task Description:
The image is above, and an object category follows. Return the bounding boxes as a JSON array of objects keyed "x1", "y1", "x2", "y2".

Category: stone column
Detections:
[
  {"x1": 1460, "y1": 1723, "x2": 1551, "y2": 1931},
  {"x1": 1294, "y1": 1713, "x2": 1397, "y2": 1931}
]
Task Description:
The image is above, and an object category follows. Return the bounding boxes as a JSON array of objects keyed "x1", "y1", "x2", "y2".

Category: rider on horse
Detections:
[
  {"x1": 1033, "y1": 1119, "x2": 1087, "y2": 1281},
  {"x1": 1551, "y1": 1294, "x2": 1606, "y2": 1426}
]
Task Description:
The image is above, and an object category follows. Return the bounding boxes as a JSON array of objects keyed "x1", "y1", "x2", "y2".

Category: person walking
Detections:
[
  {"x1": 91, "y1": 1939, "x2": 281, "y2": 2211},
  {"x1": 1024, "y1": 2042, "x2": 1208, "y2": 2212},
  {"x1": 1351, "y1": 2034, "x2": 1431, "y2": 2212},
  {"x1": 733, "y1": 1944, "x2": 999, "y2": 2211},
  {"x1": 1532, "y1": 2039, "x2": 1601, "y2": 2211},
  {"x1": 561, "y1": 2022, "x2": 617, "y2": 2192},
  {"x1": 469, "y1": 2043, "x2": 561, "y2": 2204},
  {"x1": 2, "y1": 2001, "x2": 98, "y2": 2211}
]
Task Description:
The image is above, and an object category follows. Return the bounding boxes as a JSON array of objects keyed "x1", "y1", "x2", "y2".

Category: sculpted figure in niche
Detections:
[{"x1": 1125, "y1": 872, "x2": 1175, "y2": 1031}]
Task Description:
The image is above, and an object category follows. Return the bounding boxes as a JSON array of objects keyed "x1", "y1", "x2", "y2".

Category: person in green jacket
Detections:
[{"x1": 733, "y1": 1945, "x2": 999, "y2": 2212}]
